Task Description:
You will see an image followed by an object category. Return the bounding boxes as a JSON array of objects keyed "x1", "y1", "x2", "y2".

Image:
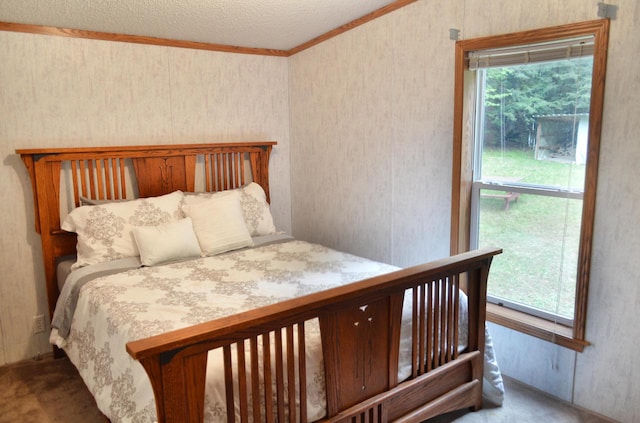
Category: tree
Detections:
[{"x1": 481, "y1": 57, "x2": 592, "y2": 149}]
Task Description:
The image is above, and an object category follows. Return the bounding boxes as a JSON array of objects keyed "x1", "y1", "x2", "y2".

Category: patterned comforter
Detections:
[{"x1": 50, "y1": 237, "x2": 504, "y2": 422}]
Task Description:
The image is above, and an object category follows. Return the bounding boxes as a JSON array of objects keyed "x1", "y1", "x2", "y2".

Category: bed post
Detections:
[
  {"x1": 20, "y1": 154, "x2": 76, "y2": 357},
  {"x1": 465, "y1": 255, "x2": 491, "y2": 411},
  {"x1": 249, "y1": 144, "x2": 273, "y2": 203}
]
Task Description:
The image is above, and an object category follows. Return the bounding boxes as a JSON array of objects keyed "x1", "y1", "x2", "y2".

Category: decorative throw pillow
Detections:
[
  {"x1": 186, "y1": 183, "x2": 276, "y2": 236},
  {"x1": 182, "y1": 190, "x2": 254, "y2": 256},
  {"x1": 238, "y1": 183, "x2": 276, "y2": 236},
  {"x1": 62, "y1": 191, "x2": 184, "y2": 269},
  {"x1": 133, "y1": 217, "x2": 202, "y2": 266}
]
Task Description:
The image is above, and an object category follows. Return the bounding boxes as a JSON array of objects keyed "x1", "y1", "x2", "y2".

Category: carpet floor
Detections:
[
  {"x1": 0, "y1": 354, "x2": 106, "y2": 423},
  {"x1": 0, "y1": 354, "x2": 616, "y2": 423}
]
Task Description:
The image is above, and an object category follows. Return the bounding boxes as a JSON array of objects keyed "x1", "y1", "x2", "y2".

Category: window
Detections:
[{"x1": 451, "y1": 20, "x2": 610, "y2": 351}]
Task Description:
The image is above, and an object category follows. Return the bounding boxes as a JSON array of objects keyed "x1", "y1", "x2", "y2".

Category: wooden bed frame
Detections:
[{"x1": 17, "y1": 142, "x2": 501, "y2": 423}]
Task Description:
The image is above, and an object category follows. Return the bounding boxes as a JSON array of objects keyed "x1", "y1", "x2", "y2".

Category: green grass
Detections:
[{"x1": 478, "y1": 148, "x2": 585, "y2": 319}]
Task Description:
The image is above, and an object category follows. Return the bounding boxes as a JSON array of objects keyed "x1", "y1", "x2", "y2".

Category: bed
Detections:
[{"x1": 16, "y1": 142, "x2": 503, "y2": 423}]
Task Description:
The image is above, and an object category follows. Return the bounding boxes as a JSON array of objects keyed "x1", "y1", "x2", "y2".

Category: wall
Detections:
[
  {"x1": 288, "y1": 0, "x2": 640, "y2": 421},
  {"x1": 2, "y1": 0, "x2": 640, "y2": 421},
  {"x1": 289, "y1": 1, "x2": 458, "y2": 267},
  {"x1": 0, "y1": 31, "x2": 291, "y2": 364}
]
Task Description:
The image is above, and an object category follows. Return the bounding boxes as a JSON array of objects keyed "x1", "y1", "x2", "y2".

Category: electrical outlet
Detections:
[{"x1": 33, "y1": 314, "x2": 46, "y2": 334}]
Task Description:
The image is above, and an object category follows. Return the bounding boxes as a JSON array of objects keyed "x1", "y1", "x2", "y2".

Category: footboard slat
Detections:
[
  {"x1": 236, "y1": 341, "x2": 248, "y2": 422},
  {"x1": 286, "y1": 325, "x2": 296, "y2": 423},
  {"x1": 126, "y1": 247, "x2": 501, "y2": 423},
  {"x1": 425, "y1": 282, "x2": 433, "y2": 373},
  {"x1": 223, "y1": 346, "x2": 234, "y2": 423},
  {"x1": 250, "y1": 337, "x2": 261, "y2": 423},
  {"x1": 275, "y1": 329, "x2": 286, "y2": 421},
  {"x1": 298, "y1": 324, "x2": 308, "y2": 423},
  {"x1": 419, "y1": 285, "x2": 427, "y2": 375},
  {"x1": 440, "y1": 278, "x2": 450, "y2": 364},
  {"x1": 446, "y1": 277, "x2": 454, "y2": 362},
  {"x1": 436, "y1": 279, "x2": 442, "y2": 367},
  {"x1": 262, "y1": 334, "x2": 274, "y2": 423},
  {"x1": 452, "y1": 274, "x2": 460, "y2": 361}
]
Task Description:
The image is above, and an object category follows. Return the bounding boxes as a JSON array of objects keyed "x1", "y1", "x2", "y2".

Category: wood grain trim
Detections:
[
  {"x1": 453, "y1": 19, "x2": 610, "y2": 52},
  {"x1": 16, "y1": 141, "x2": 276, "y2": 156},
  {"x1": 0, "y1": 21, "x2": 289, "y2": 57},
  {"x1": 0, "y1": 0, "x2": 418, "y2": 57},
  {"x1": 451, "y1": 19, "x2": 610, "y2": 347},
  {"x1": 286, "y1": 0, "x2": 419, "y2": 56},
  {"x1": 574, "y1": 18, "x2": 609, "y2": 343},
  {"x1": 487, "y1": 304, "x2": 589, "y2": 352},
  {"x1": 450, "y1": 40, "x2": 466, "y2": 255}
]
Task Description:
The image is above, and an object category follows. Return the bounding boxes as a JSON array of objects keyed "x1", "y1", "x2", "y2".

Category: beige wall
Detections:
[
  {"x1": 2, "y1": 0, "x2": 640, "y2": 421},
  {"x1": 289, "y1": 1, "x2": 460, "y2": 266},
  {"x1": 289, "y1": 0, "x2": 640, "y2": 421},
  {"x1": 0, "y1": 31, "x2": 291, "y2": 364}
]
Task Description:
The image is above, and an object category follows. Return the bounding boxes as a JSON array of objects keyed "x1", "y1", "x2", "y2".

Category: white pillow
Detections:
[
  {"x1": 133, "y1": 217, "x2": 202, "y2": 266},
  {"x1": 238, "y1": 183, "x2": 276, "y2": 236},
  {"x1": 183, "y1": 190, "x2": 254, "y2": 256},
  {"x1": 62, "y1": 191, "x2": 185, "y2": 269},
  {"x1": 186, "y1": 183, "x2": 276, "y2": 236}
]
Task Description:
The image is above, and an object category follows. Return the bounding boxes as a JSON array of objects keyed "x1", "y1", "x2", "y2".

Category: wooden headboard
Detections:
[{"x1": 16, "y1": 142, "x2": 276, "y2": 325}]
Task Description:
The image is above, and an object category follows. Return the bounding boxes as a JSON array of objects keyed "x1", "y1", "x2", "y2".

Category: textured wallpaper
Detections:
[
  {"x1": 288, "y1": 1, "x2": 640, "y2": 422},
  {"x1": 2, "y1": 0, "x2": 640, "y2": 421},
  {"x1": 0, "y1": 30, "x2": 290, "y2": 364},
  {"x1": 289, "y1": 3, "x2": 457, "y2": 267}
]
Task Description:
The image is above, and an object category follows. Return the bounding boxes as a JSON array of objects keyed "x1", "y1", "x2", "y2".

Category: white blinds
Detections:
[{"x1": 467, "y1": 36, "x2": 594, "y2": 70}]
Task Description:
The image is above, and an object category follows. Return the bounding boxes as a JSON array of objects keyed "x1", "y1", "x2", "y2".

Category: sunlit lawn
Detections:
[{"x1": 478, "y1": 148, "x2": 585, "y2": 319}]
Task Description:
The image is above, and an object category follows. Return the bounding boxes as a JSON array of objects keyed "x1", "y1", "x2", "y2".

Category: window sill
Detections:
[{"x1": 486, "y1": 303, "x2": 589, "y2": 352}]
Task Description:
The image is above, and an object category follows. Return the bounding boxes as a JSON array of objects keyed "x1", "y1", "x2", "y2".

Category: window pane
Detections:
[
  {"x1": 477, "y1": 58, "x2": 592, "y2": 191},
  {"x1": 480, "y1": 148, "x2": 586, "y2": 191},
  {"x1": 473, "y1": 55, "x2": 593, "y2": 322},
  {"x1": 478, "y1": 192, "x2": 582, "y2": 320}
]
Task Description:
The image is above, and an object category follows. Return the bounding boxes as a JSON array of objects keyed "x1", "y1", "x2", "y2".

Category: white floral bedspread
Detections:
[
  {"x1": 53, "y1": 239, "x2": 402, "y2": 422},
  {"x1": 51, "y1": 239, "x2": 504, "y2": 422}
]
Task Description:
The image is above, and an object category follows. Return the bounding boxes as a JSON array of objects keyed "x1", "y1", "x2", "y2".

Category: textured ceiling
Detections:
[{"x1": 0, "y1": 0, "x2": 401, "y2": 51}]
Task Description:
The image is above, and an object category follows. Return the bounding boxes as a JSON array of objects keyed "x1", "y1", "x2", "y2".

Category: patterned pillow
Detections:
[
  {"x1": 238, "y1": 183, "x2": 276, "y2": 236},
  {"x1": 185, "y1": 183, "x2": 276, "y2": 237},
  {"x1": 62, "y1": 191, "x2": 185, "y2": 269}
]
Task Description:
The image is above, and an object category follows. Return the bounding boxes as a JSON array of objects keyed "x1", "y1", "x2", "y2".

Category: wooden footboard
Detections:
[{"x1": 126, "y1": 247, "x2": 500, "y2": 423}]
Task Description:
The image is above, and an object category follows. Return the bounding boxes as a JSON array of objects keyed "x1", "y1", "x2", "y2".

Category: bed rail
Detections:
[{"x1": 127, "y1": 246, "x2": 501, "y2": 423}]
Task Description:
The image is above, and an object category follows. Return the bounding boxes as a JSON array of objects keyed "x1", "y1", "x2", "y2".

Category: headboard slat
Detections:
[
  {"x1": 96, "y1": 159, "x2": 105, "y2": 199},
  {"x1": 217, "y1": 154, "x2": 224, "y2": 191},
  {"x1": 221, "y1": 154, "x2": 228, "y2": 191},
  {"x1": 240, "y1": 154, "x2": 246, "y2": 187},
  {"x1": 78, "y1": 160, "x2": 88, "y2": 199},
  {"x1": 70, "y1": 161, "x2": 80, "y2": 207},
  {"x1": 88, "y1": 159, "x2": 97, "y2": 199},
  {"x1": 102, "y1": 159, "x2": 111, "y2": 200}
]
